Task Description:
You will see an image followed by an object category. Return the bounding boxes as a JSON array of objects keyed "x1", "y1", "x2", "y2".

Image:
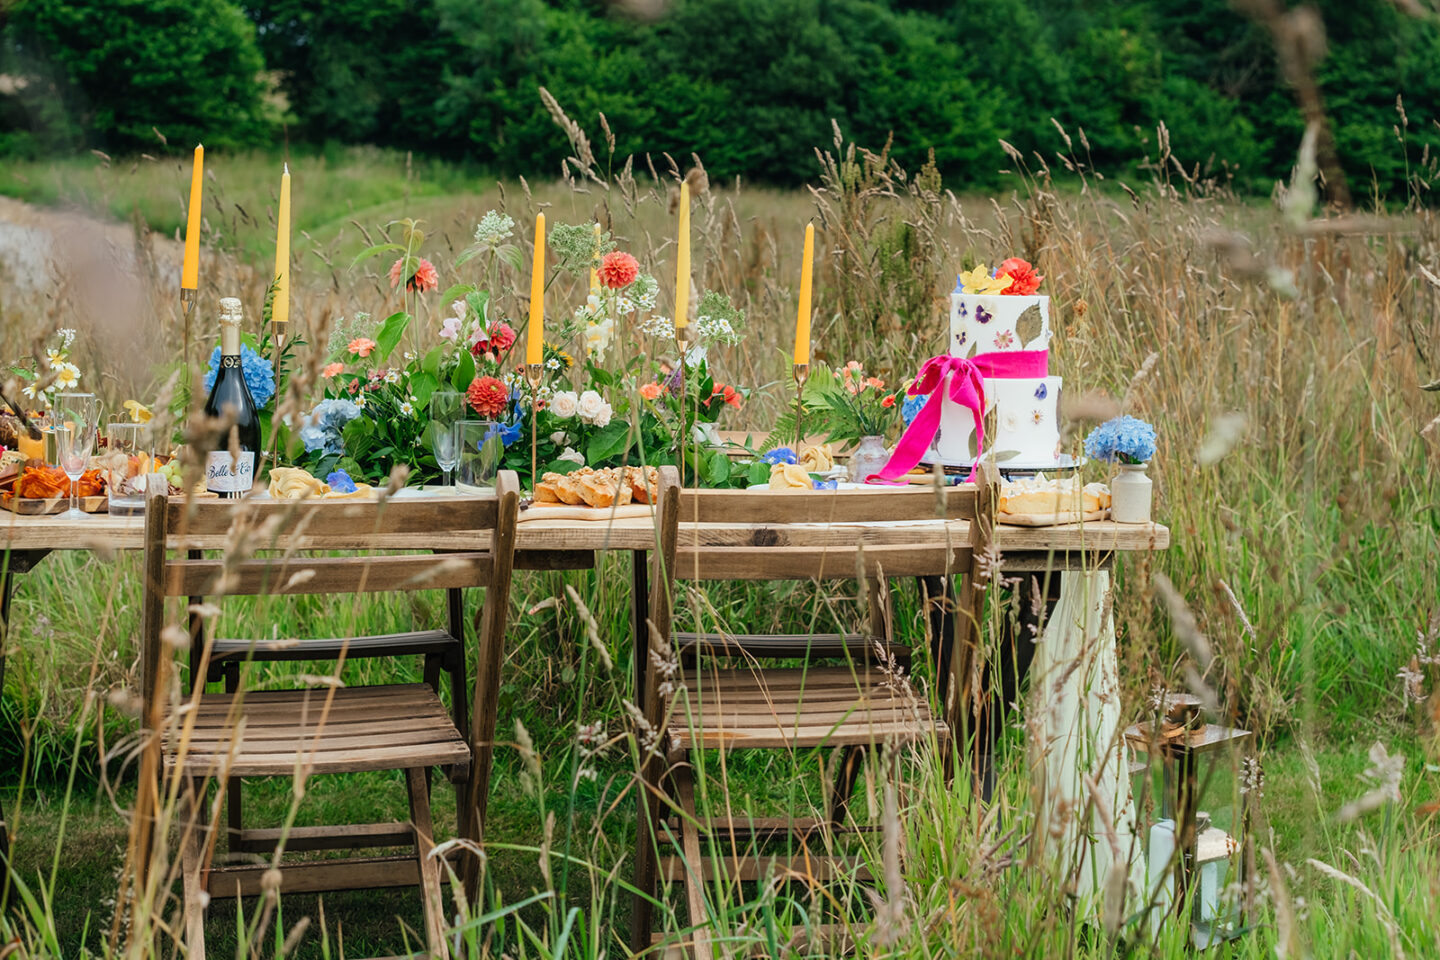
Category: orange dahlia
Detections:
[
  {"x1": 466, "y1": 376, "x2": 509, "y2": 417},
  {"x1": 597, "y1": 251, "x2": 639, "y2": 289}
]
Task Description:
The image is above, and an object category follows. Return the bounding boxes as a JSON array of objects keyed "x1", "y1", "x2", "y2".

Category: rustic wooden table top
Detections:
[{"x1": 1, "y1": 499, "x2": 1169, "y2": 557}]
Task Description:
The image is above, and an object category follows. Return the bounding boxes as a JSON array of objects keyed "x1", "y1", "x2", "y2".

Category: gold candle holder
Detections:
[
  {"x1": 792, "y1": 362, "x2": 810, "y2": 451},
  {"x1": 526, "y1": 362, "x2": 543, "y2": 490}
]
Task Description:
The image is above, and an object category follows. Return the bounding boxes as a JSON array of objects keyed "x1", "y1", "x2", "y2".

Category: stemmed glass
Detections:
[
  {"x1": 429, "y1": 389, "x2": 464, "y2": 490},
  {"x1": 51, "y1": 392, "x2": 100, "y2": 519}
]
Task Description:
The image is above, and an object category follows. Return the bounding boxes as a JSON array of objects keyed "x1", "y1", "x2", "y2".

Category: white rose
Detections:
[
  {"x1": 589, "y1": 400, "x2": 613, "y2": 429},
  {"x1": 558, "y1": 446, "x2": 585, "y2": 465},
  {"x1": 549, "y1": 431, "x2": 569, "y2": 445},
  {"x1": 550, "y1": 391, "x2": 579, "y2": 419},
  {"x1": 576, "y1": 390, "x2": 605, "y2": 423}
]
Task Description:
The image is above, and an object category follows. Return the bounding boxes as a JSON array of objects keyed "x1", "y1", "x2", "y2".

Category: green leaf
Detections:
[
  {"x1": 545, "y1": 459, "x2": 582, "y2": 476},
  {"x1": 422, "y1": 346, "x2": 443, "y2": 378},
  {"x1": 452, "y1": 350, "x2": 475, "y2": 392},
  {"x1": 747, "y1": 460, "x2": 771, "y2": 487},
  {"x1": 454, "y1": 245, "x2": 482, "y2": 268},
  {"x1": 439, "y1": 282, "x2": 476, "y2": 305},
  {"x1": 704, "y1": 450, "x2": 731, "y2": 486},
  {"x1": 466, "y1": 290, "x2": 491, "y2": 320},
  {"x1": 586, "y1": 421, "x2": 632, "y2": 466},
  {"x1": 375, "y1": 311, "x2": 410, "y2": 361},
  {"x1": 350, "y1": 242, "x2": 404, "y2": 270},
  {"x1": 496, "y1": 243, "x2": 525, "y2": 273},
  {"x1": 409, "y1": 371, "x2": 439, "y2": 409}
]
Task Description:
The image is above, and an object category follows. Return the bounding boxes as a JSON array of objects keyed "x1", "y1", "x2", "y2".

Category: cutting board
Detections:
[
  {"x1": 518, "y1": 504, "x2": 654, "y2": 522},
  {"x1": 2, "y1": 493, "x2": 108, "y2": 515},
  {"x1": 997, "y1": 508, "x2": 1108, "y2": 527}
]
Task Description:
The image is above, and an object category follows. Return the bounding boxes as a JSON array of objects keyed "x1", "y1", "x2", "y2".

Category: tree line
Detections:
[{"x1": 2, "y1": 0, "x2": 1437, "y2": 198}]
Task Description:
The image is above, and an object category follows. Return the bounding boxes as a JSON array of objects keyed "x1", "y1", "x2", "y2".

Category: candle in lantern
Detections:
[
  {"x1": 181, "y1": 144, "x2": 204, "y2": 291},
  {"x1": 794, "y1": 223, "x2": 814, "y2": 366},
  {"x1": 526, "y1": 212, "x2": 546, "y2": 365},
  {"x1": 674, "y1": 181, "x2": 690, "y2": 331},
  {"x1": 589, "y1": 222, "x2": 601, "y2": 301},
  {"x1": 272, "y1": 163, "x2": 291, "y2": 329}
]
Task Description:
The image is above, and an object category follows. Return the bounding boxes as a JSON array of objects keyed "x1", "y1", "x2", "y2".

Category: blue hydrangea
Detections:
[
  {"x1": 485, "y1": 420, "x2": 523, "y2": 448},
  {"x1": 1084, "y1": 415, "x2": 1157, "y2": 464},
  {"x1": 901, "y1": 393, "x2": 929, "y2": 427},
  {"x1": 325, "y1": 469, "x2": 357, "y2": 493},
  {"x1": 812, "y1": 478, "x2": 838, "y2": 490},
  {"x1": 299, "y1": 399, "x2": 362, "y2": 455},
  {"x1": 761, "y1": 447, "x2": 797, "y2": 465},
  {"x1": 203, "y1": 344, "x2": 276, "y2": 408}
]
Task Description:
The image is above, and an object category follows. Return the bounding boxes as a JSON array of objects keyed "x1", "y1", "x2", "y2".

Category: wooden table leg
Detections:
[
  {"x1": 1, "y1": 549, "x2": 48, "y2": 904},
  {"x1": 631, "y1": 550, "x2": 649, "y2": 699}
]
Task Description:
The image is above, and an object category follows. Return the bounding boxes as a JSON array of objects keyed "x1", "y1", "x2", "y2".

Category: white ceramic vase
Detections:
[
  {"x1": 1110, "y1": 462, "x2": 1152, "y2": 523},
  {"x1": 848, "y1": 435, "x2": 891, "y2": 483}
]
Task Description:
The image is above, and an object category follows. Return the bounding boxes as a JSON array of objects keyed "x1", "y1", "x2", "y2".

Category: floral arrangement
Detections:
[
  {"x1": 956, "y1": 257, "x2": 1043, "y2": 296},
  {"x1": 772, "y1": 361, "x2": 901, "y2": 449},
  {"x1": 1084, "y1": 415, "x2": 1157, "y2": 464},
  {"x1": 284, "y1": 212, "x2": 752, "y2": 489},
  {"x1": 9, "y1": 328, "x2": 83, "y2": 404}
]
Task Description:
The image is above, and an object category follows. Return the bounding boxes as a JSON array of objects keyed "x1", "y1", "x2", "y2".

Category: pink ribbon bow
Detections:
[{"x1": 868, "y1": 350, "x2": 1049, "y2": 484}]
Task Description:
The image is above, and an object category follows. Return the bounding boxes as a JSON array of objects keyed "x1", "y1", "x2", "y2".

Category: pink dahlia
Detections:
[{"x1": 389, "y1": 257, "x2": 440, "y2": 293}]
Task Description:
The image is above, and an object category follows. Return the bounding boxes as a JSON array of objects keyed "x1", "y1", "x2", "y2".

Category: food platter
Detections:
[{"x1": 997, "y1": 508, "x2": 1109, "y2": 527}]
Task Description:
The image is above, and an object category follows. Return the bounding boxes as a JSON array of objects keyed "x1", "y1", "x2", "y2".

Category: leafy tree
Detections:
[{"x1": 2, "y1": 0, "x2": 272, "y2": 152}]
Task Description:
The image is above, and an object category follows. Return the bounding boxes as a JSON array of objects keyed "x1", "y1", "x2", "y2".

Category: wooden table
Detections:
[{"x1": 0, "y1": 504, "x2": 1168, "y2": 892}]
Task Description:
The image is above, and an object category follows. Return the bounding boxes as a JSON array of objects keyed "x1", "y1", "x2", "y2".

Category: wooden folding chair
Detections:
[
  {"x1": 130, "y1": 473, "x2": 519, "y2": 957},
  {"x1": 630, "y1": 465, "x2": 996, "y2": 955}
]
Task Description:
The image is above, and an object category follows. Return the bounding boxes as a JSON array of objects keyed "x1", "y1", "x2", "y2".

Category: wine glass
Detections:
[
  {"x1": 52, "y1": 392, "x2": 100, "y2": 519},
  {"x1": 429, "y1": 389, "x2": 464, "y2": 490}
]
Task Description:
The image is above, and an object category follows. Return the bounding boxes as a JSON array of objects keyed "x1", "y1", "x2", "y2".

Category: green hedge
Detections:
[{"x1": 3, "y1": 0, "x2": 1438, "y2": 197}]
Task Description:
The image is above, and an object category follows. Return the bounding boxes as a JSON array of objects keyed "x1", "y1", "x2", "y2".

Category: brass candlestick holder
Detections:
[
  {"x1": 675, "y1": 334, "x2": 690, "y2": 489},
  {"x1": 792, "y1": 361, "x2": 810, "y2": 450},
  {"x1": 526, "y1": 362, "x2": 543, "y2": 490},
  {"x1": 180, "y1": 288, "x2": 197, "y2": 372}
]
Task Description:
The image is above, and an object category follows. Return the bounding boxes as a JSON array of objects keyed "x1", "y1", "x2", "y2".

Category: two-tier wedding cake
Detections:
[{"x1": 934, "y1": 258, "x2": 1063, "y2": 467}]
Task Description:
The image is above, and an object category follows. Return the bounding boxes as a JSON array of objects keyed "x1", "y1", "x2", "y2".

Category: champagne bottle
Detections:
[{"x1": 204, "y1": 297, "x2": 261, "y2": 497}]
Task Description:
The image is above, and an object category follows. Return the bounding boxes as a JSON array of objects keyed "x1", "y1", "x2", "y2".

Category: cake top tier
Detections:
[
  {"x1": 951, "y1": 292, "x2": 1051, "y2": 356},
  {"x1": 951, "y1": 257, "x2": 1044, "y2": 297}
]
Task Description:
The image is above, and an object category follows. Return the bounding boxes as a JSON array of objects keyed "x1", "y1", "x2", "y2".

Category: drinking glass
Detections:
[
  {"x1": 429, "y1": 389, "x2": 465, "y2": 489},
  {"x1": 455, "y1": 420, "x2": 503, "y2": 492},
  {"x1": 103, "y1": 422, "x2": 154, "y2": 516},
  {"x1": 51, "y1": 392, "x2": 100, "y2": 519}
]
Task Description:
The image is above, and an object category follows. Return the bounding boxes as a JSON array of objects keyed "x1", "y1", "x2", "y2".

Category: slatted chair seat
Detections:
[
  {"x1": 207, "y1": 629, "x2": 461, "y2": 667},
  {"x1": 164, "y1": 684, "x2": 470, "y2": 778},
  {"x1": 669, "y1": 667, "x2": 942, "y2": 751}
]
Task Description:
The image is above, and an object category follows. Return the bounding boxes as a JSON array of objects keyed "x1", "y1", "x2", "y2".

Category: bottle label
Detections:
[
  {"x1": 221, "y1": 354, "x2": 241, "y2": 368},
  {"x1": 206, "y1": 450, "x2": 256, "y2": 493}
]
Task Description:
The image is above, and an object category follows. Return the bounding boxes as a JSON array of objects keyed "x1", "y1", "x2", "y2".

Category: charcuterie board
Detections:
[
  {"x1": 518, "y1": 504, "x2": 654, "y2": 522},
  {"x1": 2, "y1": 493, "x2": 108, "y2": 515}
]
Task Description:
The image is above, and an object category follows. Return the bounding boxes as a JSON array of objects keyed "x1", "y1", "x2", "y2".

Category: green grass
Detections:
[{"x1": 3, "y1": 120, "x2": 1440, "y2": 956}]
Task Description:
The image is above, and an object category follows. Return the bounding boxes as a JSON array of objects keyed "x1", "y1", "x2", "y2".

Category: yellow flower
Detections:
[
  {"x1": 124, "y1": 400, "x2": 153, "y2": 423},
  {"x1": 958, "y1": 263, "x2": 1012, "y2": 295}
]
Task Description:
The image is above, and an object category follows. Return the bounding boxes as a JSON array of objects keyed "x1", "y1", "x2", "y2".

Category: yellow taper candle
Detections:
[
  {"x1": 674, "y1": 181, "x2": 690, "y2": 330},
  {"x1": 589, "y1": 221, "x2": 601, "y2": 301},
  {"x1": 180, "y1": 144, "x2": 203, "y2": 290},
  {"x1": 272, "y1": 163, "x2": 291, "y2": 327},
  {"x1": 794, "y1": 223, "x2": 814, "y2": 365},
  {"x1": 526, "y1": 212, "x2": 546, "y2": 364}
]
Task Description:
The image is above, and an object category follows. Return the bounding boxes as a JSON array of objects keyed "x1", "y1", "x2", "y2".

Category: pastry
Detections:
[
  {"x1": 267, "y1": 467, "x2": 327, "y2": 500},
  {"x1": 553, "y1": 471, "x2": 586, "y2": 505},
  {"x1": 626, "y1": 466, "x2": 659, "y2": 504},
  {"x1": 998, "y1": 476, "x2": 1110, "y2": 517},
  {"x1": 535, "y1": 473, "x2": 564, "y2": 503}
]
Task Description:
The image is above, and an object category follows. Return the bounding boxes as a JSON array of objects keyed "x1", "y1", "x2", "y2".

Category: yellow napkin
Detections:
[
  {"x1": 268, "y1": 467, "x2": 327, "y2": 500},
  {"x1": 768, "y1": 463, "x2": 813, "y2": 491},
  {"x1": 798, "y1": 443, "x2": 834, "y2": 473}
]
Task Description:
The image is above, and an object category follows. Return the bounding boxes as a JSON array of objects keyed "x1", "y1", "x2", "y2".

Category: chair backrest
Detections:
[
  {"x1": 137, "y1": 472, "x2": 521, "y2": 736},
  {"x1": 641, "y1": 463, "x2": 998, "y2": 737},
  {"x1": 668, "y1": 474, "x2": 987, "y2": 582}
]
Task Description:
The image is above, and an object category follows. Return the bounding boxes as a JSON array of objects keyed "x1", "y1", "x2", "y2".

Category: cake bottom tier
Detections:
[{"x1": 936, "y1": 375, "x2": 1062, "y2": 464}]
